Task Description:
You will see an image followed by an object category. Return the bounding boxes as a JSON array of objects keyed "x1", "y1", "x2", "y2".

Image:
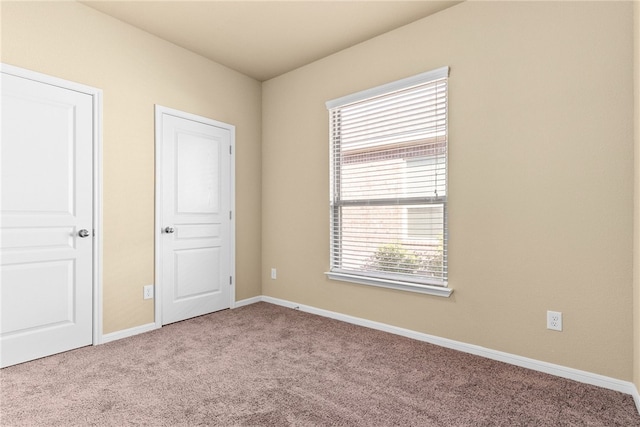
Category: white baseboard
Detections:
[
  {"x1": 100, "y1": 322, "x2": 159, "y2": 344},
  {"x1": 234, "y1": 296, "x2": 262, "y2": 308},
  {"x1": 254, "y1": 295, "x2": 640, "y2": 408},
  {"x1": 100, "y1": 297, "x2": 259, "y2": 344}
]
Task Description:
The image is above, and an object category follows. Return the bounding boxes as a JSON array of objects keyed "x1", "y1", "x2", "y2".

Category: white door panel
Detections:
[
  {"x1": 1, "y1": 70, "x2": 95, "y2": 367},
  {"x1": 157, "y1": 109, "x2": 233, "y2": 325}
]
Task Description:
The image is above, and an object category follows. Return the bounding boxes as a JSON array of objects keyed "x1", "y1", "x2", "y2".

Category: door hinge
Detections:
[
  {"x1": 230, "y1": 276, "x2": 233, "y2": 285},
  {"x1": 229, "y1": 211, "x2": 232, "y2": 220},
  {"x1": 229, "y1": 145, "x2": 232, "y2": 155}
]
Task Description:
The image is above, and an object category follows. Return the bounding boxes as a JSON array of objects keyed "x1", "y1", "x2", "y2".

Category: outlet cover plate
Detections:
[
  {"x1": 143, "y1": 285, "x2": 154, "y2": 300},
  {"x1": 547, "y1": 310, "x2": 562, "y2": 331}
]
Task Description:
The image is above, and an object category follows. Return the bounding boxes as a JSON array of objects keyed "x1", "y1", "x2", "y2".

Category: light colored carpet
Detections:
[{"x1": 1, "y1": 302, "x2": 639, "y2": 426}]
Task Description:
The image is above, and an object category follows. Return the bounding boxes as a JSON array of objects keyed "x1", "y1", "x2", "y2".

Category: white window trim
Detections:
[
  {"x1": 326, "y1": 271, "x2": 453, "y2": 297},
  {"x1": 325, "y1": 66, "x2": 452, "y2": 298}
]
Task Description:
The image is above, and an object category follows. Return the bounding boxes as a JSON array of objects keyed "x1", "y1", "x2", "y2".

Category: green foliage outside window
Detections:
[
  {"x1": 366, "y1": 243, "x2": 444, "y2": 278},
  {"x1": 365, "y1": 244, "x2": 419, "y2": 273}
]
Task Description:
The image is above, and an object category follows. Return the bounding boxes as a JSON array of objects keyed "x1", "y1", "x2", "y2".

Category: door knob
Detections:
[
  {"x1": 78, "y1": 229, "x2": 90, "y2": 238},
  {"x1": 164, "y1": 226, "x2": 175, "y2": 234}
]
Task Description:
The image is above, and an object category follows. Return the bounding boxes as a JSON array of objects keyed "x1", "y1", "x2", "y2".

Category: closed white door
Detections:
[
  {"x1": 156, "y1": 107, "x2": 234, "y2": 325},
  {"x1": 1, "y1": 70, "x2": 95, "y2": 367}
]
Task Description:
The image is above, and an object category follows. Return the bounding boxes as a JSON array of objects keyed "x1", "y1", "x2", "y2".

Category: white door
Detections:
[
  {"x1": 156, "y1": 107, "x2": 234, "y2": 325},
  {"x1": 1, "y1": 69, "x2": 95, "y2": 367}
]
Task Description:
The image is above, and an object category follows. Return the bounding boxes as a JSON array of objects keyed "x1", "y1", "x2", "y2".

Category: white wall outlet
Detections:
[
  {"x1": 547, "y1": 310, "x2": 562, "y2": 331},
  {"x1": 271, "y1": 268, "x2": 277, "y2": 280},
  {"x1": 143, "y1": 285, "x2": 154, "y2": 300}
]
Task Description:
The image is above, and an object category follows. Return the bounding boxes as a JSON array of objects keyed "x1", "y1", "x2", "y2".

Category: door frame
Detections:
[
  {"x1": 154, "y1": 105, "x2": 236, "y2": 328},
  {"x1": 1, "y1": 63, "x2": 104, "y2": 345}
]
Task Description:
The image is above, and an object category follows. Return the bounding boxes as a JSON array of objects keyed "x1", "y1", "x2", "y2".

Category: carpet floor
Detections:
[{"x1": 1, "y1": 302, "x2": 639, "y2": 426}]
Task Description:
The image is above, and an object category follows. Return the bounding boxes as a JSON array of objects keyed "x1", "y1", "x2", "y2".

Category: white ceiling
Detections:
[{"x1": 81, "y1": 1, "x2": 461, "y2": 81}]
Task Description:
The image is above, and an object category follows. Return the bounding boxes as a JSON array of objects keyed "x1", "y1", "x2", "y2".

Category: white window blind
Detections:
[{"x1": 326, "y1": 67, "x2": 449, "y2": 294}]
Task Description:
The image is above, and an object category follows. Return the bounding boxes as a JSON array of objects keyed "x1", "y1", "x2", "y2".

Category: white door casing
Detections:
[
  {"x1": 155, "y1": 106, "x2": 235, "y2": 326},
  {"x1": 0, "y1": 64, "x2": 102, "y2": 367}
]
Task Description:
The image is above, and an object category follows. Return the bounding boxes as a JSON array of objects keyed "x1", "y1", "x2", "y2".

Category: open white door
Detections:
[
  {"x1": 155, "y1": 106, "x2": 234, "y2": 326},
  {"x1": 1, "y1": 66, "x2": 101, "y2": 367}
]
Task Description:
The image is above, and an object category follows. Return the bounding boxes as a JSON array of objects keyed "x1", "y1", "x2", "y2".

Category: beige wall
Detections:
[
  {"x1": 1, "y1": 1, "x2": 263, "y2": 333},
  {"x1": 634, "y1": 0, "x2": 640, "y2": 391},
  {"x1": 263, "y1": 1, "x2": 634, "y2": 380}
]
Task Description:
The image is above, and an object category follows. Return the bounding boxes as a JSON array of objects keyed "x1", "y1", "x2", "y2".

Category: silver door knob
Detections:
[
  {"x1": 164, "y1": 226, "x2": 175, "y2": 234},
  {"x1": 78, "y1": 229, "x2": 90, "y2": 238}
]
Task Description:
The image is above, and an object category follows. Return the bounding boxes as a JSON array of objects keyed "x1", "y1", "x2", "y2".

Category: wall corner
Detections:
[{"x1": 633, "y1": 0, "x2": 640, "y2": 404}]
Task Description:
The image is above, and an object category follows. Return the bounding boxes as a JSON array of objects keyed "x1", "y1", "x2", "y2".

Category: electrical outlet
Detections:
[
  {"x1": 271, "y1": 268, "x2": 277, "y2": 280},
  {"x1": 547, "y1": 310, "x2": 562, "y2": 331},
  {"x1": 143, "y1": 285, "x2": 154, "y2": 300}
]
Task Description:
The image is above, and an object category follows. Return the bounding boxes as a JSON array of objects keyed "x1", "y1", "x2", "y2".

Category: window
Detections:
[{"x1": 326, "y1": 67, "x2": 451, "y2": 297}]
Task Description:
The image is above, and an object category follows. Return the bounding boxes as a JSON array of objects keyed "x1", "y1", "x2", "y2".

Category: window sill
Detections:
[{"x1": 325, "y1": 272, "x2": 453, "y2": 298}]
